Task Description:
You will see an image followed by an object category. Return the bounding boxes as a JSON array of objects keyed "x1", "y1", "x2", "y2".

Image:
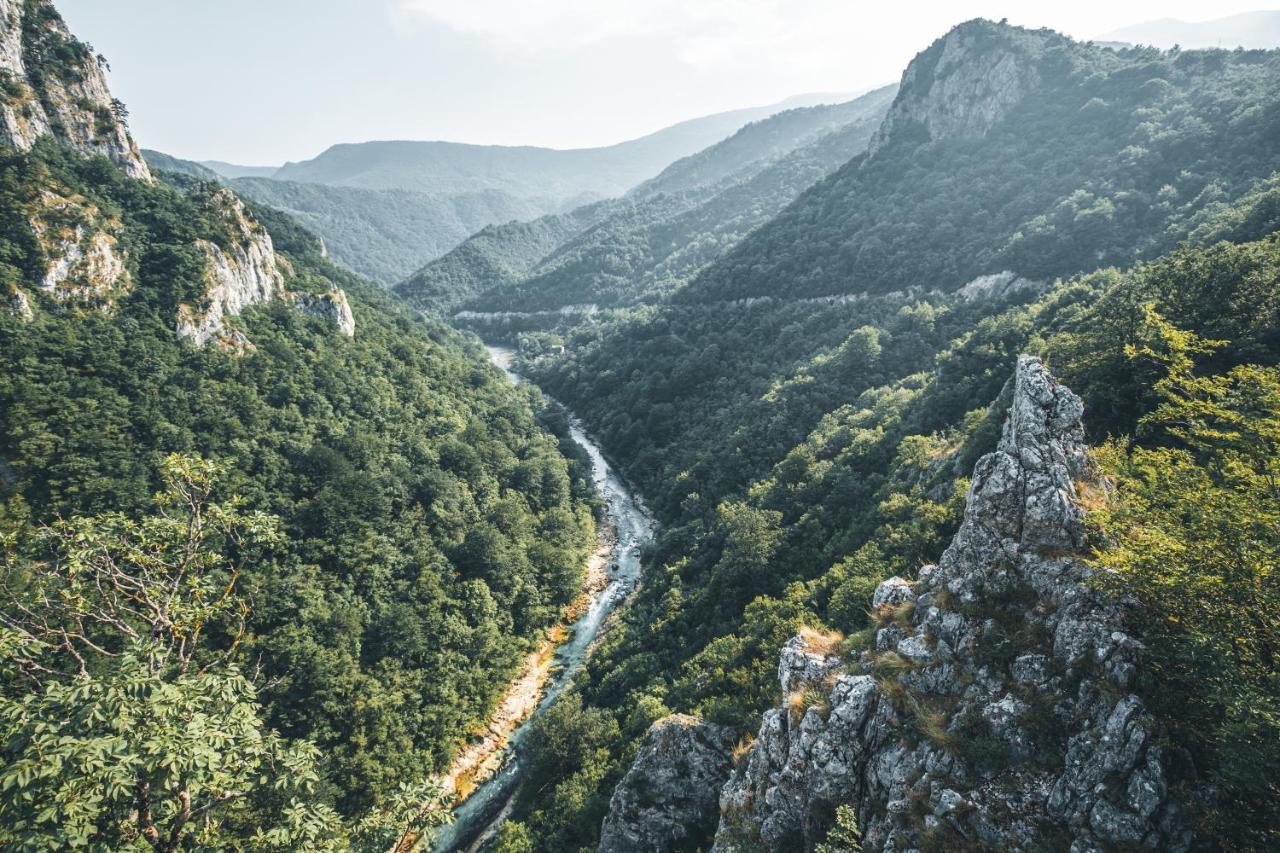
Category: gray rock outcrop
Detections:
[
  {"x1": 177, "y1": 189, "x2": 284, "y2": 347},
  {"x1": 293, "y1": 287, "x2": 355, "y2": 337},
  {"x1": 870, "y1": 20, "x2": 1058, "y2": 155},
  {"x1": 957, "y1": 271, "x2": 1046, "y2": 303},
  {"x1": 599, "y1": 714, "x2": 736, "y2": 853},
  {"x1": 0, "y1": 0, "x2": 151, "y2": 180},
  {"x1": 27, "y1": 187, "x2": 130, "y2": 309},
  {"x1": 709, "y1": 356, "x2": 1187, "y2": 852}
]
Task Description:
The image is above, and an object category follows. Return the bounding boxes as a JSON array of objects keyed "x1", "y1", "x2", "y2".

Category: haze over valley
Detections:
[{"x1": 1, "y1": 3, "x2": 1278, "y2": 852}]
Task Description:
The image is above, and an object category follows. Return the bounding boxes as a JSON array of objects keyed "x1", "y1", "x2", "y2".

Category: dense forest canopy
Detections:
[{"x1": 499, "y1": 179, "x2": 1280, "y2": 853}]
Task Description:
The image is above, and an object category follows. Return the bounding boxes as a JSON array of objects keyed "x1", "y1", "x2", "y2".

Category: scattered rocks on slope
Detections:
[
  {"x1": 707, "y1": 356, "x2": 1188, "y2": 852},
  {"x1": 598, "y1": 714, "x2": 737, "y2": 853}
]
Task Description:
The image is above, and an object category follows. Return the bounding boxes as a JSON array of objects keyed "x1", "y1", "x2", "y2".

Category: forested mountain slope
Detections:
[
  {"x1": 633, "y1": 85, "x2": 897, "y2": 198},
  {"x1": 686, "y1": 20, "x2": 1280, "y2": 303},
  {"x1": 393, "y1": 199, "x2": 620, "y2": 315},
  {"x1": 401, "y1": 87, "x2": 897, "y2": 315},
  {"x1": 224, "y1": 176, "x2": 545, "y2": 285},
  {"x1": 472, "y1": 20, "x2": 1280, "y2": 852},
  {"x1": 0, "y1": 2, "x2": 597, "y2": 847}
]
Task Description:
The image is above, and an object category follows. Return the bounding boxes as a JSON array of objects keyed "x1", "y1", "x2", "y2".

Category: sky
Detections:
[{"x1": 56, "y1": 0, "x2": 1278, "y2": 166}]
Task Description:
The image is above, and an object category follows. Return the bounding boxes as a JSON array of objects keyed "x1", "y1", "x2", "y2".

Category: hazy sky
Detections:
[{"x1": 57, "y1": 1, "x2": 1277, "y2": 166}]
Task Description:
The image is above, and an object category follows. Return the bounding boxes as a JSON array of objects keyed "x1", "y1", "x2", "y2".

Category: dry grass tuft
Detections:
[
  {"x1": 731, "y1": 735, "x2": 755, "y2": 766},
  {"x1": 1073, "y1": 477, "x2": 1110, "y2": 514},
  {"x1": 786, "y1": 686, "x2": 832, "y2": 722},
  {"x1": 870, "y1": 650, "x2": 913, "y2": 679},
  {"x1": 799, "y1": 625, "x2": 845, "y2": 657}
]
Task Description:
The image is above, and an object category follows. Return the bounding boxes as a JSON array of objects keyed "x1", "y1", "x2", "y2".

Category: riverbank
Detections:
[{"x1": 439, "y1": 533, "x2": 616, "y2": 802}]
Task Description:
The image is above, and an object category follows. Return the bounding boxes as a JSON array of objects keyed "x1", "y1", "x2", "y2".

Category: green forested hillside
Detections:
[
  {"x1": 141, "y1": 150, "x2": 554, "y2": 287},
  {"x1": 225, "y1": 176, "x2": 545, "y2": 285},
  {"x1": 462, "y1": 22, "x2": 1280, "y2": 852},
  {"x1": 397, "y1": 89, "x2": 896, "y2": 316},
  {"x1": 439, "y1": 88, "x2": 896, "y2": 315},
  {"x1": 687, "y1": 23, "x2": 1280, "y2": 303},
  {"x1": 395, "y1": 199, "x2": 620, "y2": 315},
  {"x1": 633, "y1": 86, "x2": 897, "y2": 197},
  {"x1": 0, "y1": 138, "x2": 597, "y2": 839},
  {"x1": 502, "y1": 177, "x2": 1280, "y2": 853}
]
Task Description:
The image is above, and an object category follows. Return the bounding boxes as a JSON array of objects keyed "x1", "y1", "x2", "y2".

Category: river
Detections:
[{"x1": 430, "y1": 345, "x2": 655, "y2": 852}]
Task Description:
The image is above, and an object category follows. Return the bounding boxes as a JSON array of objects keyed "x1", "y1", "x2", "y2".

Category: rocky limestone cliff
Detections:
[
  {"x1": 869, "y1": 20, "x2": 1061, "y2": 156},
  {"x1": 599, "y1": 714, "x2": 737, "y2": 853},
  {"x1": 28, "y1": 186, "x2": 130, "y2": 309},
  {"x1": 293, "y1": 287, "x2": 355, "y2": 337},
  {"x1": 703, "y1": 356, "x2": 1186, "y2": 851},
  {"x1": 0, "y1": 0, "x2": 150, "y2": 180},
  {"x1": 177, "y1": 188, "x2": 284, "y2": 347}
]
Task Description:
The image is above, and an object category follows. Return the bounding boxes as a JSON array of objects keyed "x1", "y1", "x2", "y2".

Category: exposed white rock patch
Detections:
[
  {"x1": 705, "y1": 357, "x2": 1188, "y2": 852},
  {"x1": 6, "y1": 285, "x2": 31, "y2": 320},
  {"x1": 957, "y1": 270, "x2": 1046, "y2": 302},
  {"x1": 598, "y1": 714, "x2": 737, "y2": 853},
  {"x1": 28, "y1": 188, "x2": 130, "y2": 310},
  {"x1": 293, "y1": 288, "x2": 355, "y2": 337},
  {"x1": 870, "y1": 20, "x2": 1052, "y2": 155},
  {"x1": 0, "y1": 0, "x2": 150, "y2": 180},
  {"x1": 177, "y1": 189, "x2": 283, "y2": 347}
]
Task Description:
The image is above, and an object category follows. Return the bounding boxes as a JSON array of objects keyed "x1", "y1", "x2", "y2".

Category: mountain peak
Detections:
[
  {"x1": 0, "y1": 0, "x2": 150, "y2": 180},
  {"x1": 869, "y1": 19, "x2": 1067, "y2": 155}
]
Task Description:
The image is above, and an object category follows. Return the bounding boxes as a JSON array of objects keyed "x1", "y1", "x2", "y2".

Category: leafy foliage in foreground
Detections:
[
  {"x1": 1091, "y1": 313, "x2": 1280, "y2": 846},
  {"x1": 0, "y1": 457, "x2": 452, "y2": 851}
]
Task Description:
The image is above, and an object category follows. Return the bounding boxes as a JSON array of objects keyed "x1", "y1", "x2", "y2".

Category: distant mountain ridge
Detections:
[
  {"x1": 1098, "y1": 10, "x2": 1280, "y2": 50},
  {"x1": 455, "y1": 87, "x2": 900, "y2": 314},
  {"x1": 271, "y1": 94, "x2": 858, "y2": 203},
  {"x1": 146, "y1": 94, "x2": 853, "y2": 286},
  {"x1": 396, "y1": 88, "x2": 896, "y2": 314},
  {"x1": 201, "y1": 159, "x2": 278, "y2": 179}
]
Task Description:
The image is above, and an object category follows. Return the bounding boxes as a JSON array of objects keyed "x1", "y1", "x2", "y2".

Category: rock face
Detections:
[
  {"x1": 870, "y1": 20, "x2": 1058, "y2": 155},
  {"x1": 177, "y1": 189, "x2": 284, "y2": 347},
  {"x1": 598, "y1": 715, "x2": 737, "y2": 853},
  {"x1": 6, "y1": 284, "x2": 31, "y2": 320},
  {"x1": 293, "y1": 288, "x2": 355, "y2": 337},
  {"x1": 709, "y1": 357, "x2": 1187, "y2": 852},
  {"x1": 0, "y1": 0, "x2": 151, "y2": 180},
  {"x1": 957, "y1": 271, "x2": 1045, "y2": 303},
  {"x1": 28, "y1": 187, "x2": 130, "y2": 309}
]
